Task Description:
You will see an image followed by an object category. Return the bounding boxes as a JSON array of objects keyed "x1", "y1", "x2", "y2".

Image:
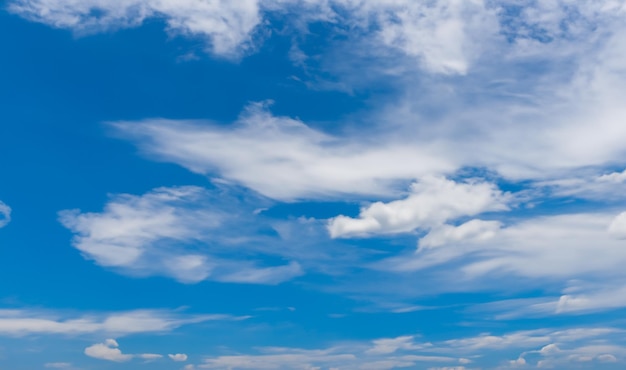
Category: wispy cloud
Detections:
[
  {"x1": 59, "y1": 185, "x2": 302, "y2": 284},
  {"x1": 0, "y1": 201, "x2": 11, "y2": 228},
  {"x1": 8, "y1": 0, "x2": 264, "y2": 58},
  {"x1": 192, "y1": 326, "x2": 625, "y2": 369},
  {"x1": 0, "y1": 308, "x2": 242, "y2": 337}
]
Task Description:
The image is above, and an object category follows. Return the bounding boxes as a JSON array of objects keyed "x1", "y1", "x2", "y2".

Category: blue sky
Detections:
[{"x1": 2, "y1": 1, "x2": 626, "y2": 369}]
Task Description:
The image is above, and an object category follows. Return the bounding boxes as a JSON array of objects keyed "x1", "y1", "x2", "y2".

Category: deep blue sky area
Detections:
[{"x1": 2, "y1": 2, "x2": 626, "y2": 370}]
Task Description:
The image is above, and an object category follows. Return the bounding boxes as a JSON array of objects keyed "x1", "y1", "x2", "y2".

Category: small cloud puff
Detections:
[
  {"x1": 0, "y1": 201, "x2": 11, "y2": 228},
  {"x1": 84, "y1": 339, "x2": 133, "y2": 362},
  {"x1": 169, "y1": 353, "x2": 188, "y2": 362},
  {"x1": 84, "y1": 339, "x2": 163, "y2": 362}
]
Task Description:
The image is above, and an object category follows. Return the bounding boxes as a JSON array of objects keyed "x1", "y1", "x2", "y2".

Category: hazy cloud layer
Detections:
[{"x1": 193, "y1": 326, "x2": 625, "y2": 369}]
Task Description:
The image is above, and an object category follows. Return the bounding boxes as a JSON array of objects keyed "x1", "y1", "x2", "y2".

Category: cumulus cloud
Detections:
[
  {"x1": 169, "y1": 353, "x2": 188, "y2": 362},
  {"x1": 0, "y1": 308, "x2": 239, "y2": 337},
  {"x1": 85, "y1": 339, "x2": 133, "y2": 362},
  {"x1": 59, "y1": 185, "x2": 302, "y2": 284},
  {"x1": 328, "y1": 177, "x2": 509, "y2": 238},
  {"x1": 84, "y1": 339, "x2": 162, "y2": 362},
  {"x1": 0, "y1": 201, "x2": 11, "y2": 228}
]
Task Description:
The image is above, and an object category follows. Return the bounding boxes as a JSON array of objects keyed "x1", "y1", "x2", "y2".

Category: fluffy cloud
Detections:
[
  {"x1": 328, "y1": 177, "x2": 509, "y2": 238},
  {"x1": 8, "y1": 0, "x2": 263, "y2": 57},
  {"x1": 0, "y1": 309, "x2": 239, "y2": 337},
  {"x1": 7, "y1": 0, "x2": 497, "y2": 70},
  {"x1": 0, "y1": 201, "x2": 11, "y2": 228},
  {"x1": 84, "y1": 339, "x2": 162, "y2": 362},
  {"x1": 59, "y1": 185, "x2": 302, "y2": 284},
  {"x1": 85, "y1": 339, "x2": 133, "y2": 362},
  {"x1": 169, "y1": 353, "x2": 189, "y2": 362}
]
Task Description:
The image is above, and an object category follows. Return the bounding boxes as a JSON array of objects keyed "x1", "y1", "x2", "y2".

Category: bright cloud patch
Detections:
[
  {"x1": 328, "y1": 176, "x2": 509, "y2": 238},
  {"x1": 59, "y1": 186, "x2": 302, "y2": 284},
  {"x1": 111, "y1": 104, "x2": 453, "y2": 200},
  {"x1": 0, "y1": 309, "x2": 237, "y2": 337},
  {"x1": 169, "y1": 353, "x2": 188, "y2": 362},
  {"x1": 0, "y1": 201, "x2": 11, "y2": 228},
  {"x1": 608, "y1": 212, "x2": 626, "y2": 239},
  {"x1": 8, "y1": 0, "x2": 263, "y2": 57},
  {"x1": 6, "y1": 0, "x2": 496, "y2": 70},
  {"x1": 84, "y1": 339, "x2": 133, "y2": 362},
  {"x1": 381, "y1": 213, "x2": 626, "y2": 278},
  {"x1": 84, "y1": 338, "x2": 162, "y2": 362}
]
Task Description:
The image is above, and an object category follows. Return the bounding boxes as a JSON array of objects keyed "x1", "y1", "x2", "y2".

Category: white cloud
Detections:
[
  {"x1": 328, "y1": 176, "x2": 509, "y2": 238},
  {"x1": 418, "y1": 219, "x2": 501, "y2": 249},
  {"x1": 198, "y1": 346, "x2": 460, "y2": 370},
  {"x1": 59, "y1": 185, "x2": 302, "y2": 284},
  {"x1": 194, "y1": 327, "x2": 625, "y2": 369},
  {"x1": 138, "y1": 353, "x2": 163, "y2": 360},
  {"x1": 110, "y1": 104, "x2": 454, "y2": 200},
  {"x1": 13, "y1": 1, "x2": 622, "y2": 78},
  {"x1": 334, "y1": 0, "x2": 500, "y2": 75},
  {"x1": 8, "y1": 0, "x2": 263, "y2": 58},
  {"x1": 537, "y1": 168, "x2": 626, "y2": 200},
  {"x1": 608, "y1": 212, "x2": 626, "y2": 239},
  {"x1": 380, "y1": 212, "x2": 626, "y2": 280},
  {"x1": 85, "y1": 339, "x2": 133, "y2": 362},
  {"x1": 366, "y1": 336, "x2": 422, "y2": 355},
  {"x1": 512, "y1": 341, "x2": 625, "y2": 369},
  {"x1": 0, "y1": 308, "x2": 239, "y2": 337},
  {"x1": 7, "y1": 0, "x2": 498, "y2": 71},
  {"x1": 0, "y1": 201, "x2": 11, "y2": 228},
  {"x1": 169, "y1": 353, "x2": 188, "y2": 362},
  {"x1": 84, "y1": 339, "x2": 162, "y2": 362}
]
